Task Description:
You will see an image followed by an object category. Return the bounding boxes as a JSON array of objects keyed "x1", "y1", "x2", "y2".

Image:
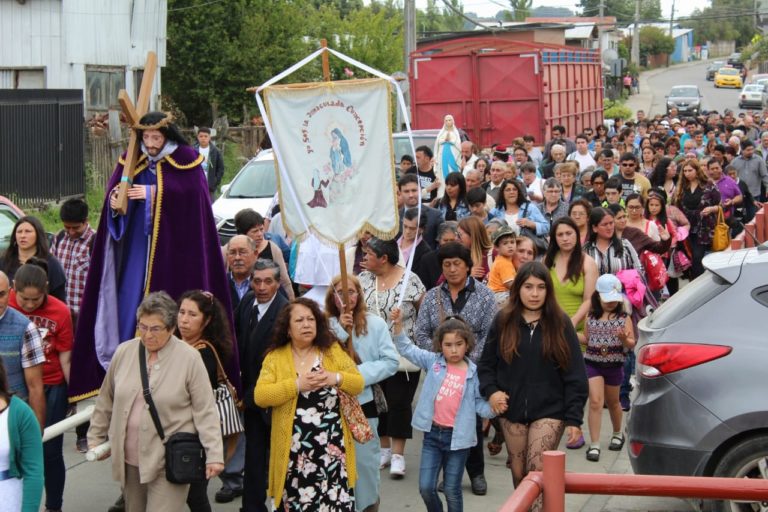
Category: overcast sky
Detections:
[{"x1": 421, "y1": 0, "x2": 711, "y2": 20}]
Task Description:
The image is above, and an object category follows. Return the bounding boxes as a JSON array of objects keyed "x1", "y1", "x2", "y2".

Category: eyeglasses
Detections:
[
  {"x1": 227, "y1": 249, "x2": 252, "y2": 257},
  {"x1": 620, "y1": 163, "x2": 636, "y2": 167},
  {"x1": 592, "y1": 180, "x2": 605, "y2": 185},
  {"x1": 137, "y1": 323, "x2": 166, "y2": 334}
]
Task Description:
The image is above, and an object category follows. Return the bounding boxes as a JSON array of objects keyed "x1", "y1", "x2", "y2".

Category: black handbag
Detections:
[{"x1": 139, "y1": 344, "x2": 207, "y2": 484}]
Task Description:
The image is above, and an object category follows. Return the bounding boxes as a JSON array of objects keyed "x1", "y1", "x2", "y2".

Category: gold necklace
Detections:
[{"x1": 291, "y1": 347, "x2": 315, "y2": 367}]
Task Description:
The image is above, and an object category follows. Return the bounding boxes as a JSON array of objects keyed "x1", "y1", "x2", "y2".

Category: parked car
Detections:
[
  {"x1": 212, "y1": 149, "x2": 277, "y2": 244},
  {"x1": 706, "y1": 61, "x2": 725, "y2": 81},
  {"x1": 627, "y1": 245, "x2": 768, "y2": 512},
  {"x1": 0, "y1": 196, "x2": 24, "y2": 253},
  {"x1": 665, "y1": 85, "x2": 703, "y2": 115},
  {"x1": 739, "y1": 84, "x2": 768, "y2": 109},
  {"x1": 748, "y1": 72, "x2": 768, "y2": 84},
  {"x1": 714, "y1": 67, "x2": 743, "y2": 89}
]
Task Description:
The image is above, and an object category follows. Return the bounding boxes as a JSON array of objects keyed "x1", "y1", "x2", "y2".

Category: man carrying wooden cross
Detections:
[{"x1": 68, "y1": 111, "x2": 238, "y2": 402}]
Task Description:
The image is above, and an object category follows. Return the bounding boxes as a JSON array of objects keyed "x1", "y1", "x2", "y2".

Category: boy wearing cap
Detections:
[{"x1": 487, "y1": 226, "x2": 517, "y2": 306}]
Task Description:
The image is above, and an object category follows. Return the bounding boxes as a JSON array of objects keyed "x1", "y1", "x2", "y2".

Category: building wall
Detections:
[
  {"x1": 671, "y1": 32, "x2": 694, "y2": 64},
  {"x1": 0, "y1": 0, "x2": 166, "y2": 110}
]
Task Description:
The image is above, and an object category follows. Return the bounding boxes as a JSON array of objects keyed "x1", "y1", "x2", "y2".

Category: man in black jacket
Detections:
[
  {"x1": 195, "y1": 127, "x2": 225, "y2": 199},
  {"x1": 398, "y1": 173, "x2": 445, "y2": 248},
  {"x1": 231, "y1": 259, "x2": 289, "y2": 512}
]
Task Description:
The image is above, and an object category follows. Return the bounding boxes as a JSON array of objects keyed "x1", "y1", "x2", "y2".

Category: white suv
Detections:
[{"x1": 212, "y1": 149, "x2": 277, "y2": 243}]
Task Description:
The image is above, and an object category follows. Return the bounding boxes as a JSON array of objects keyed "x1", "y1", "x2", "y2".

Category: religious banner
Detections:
[{"x1": 263, "y1": 78, "x2": 398, "y2": 245}]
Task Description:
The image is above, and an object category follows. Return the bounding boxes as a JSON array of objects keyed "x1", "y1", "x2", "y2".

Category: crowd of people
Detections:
[{"x1": 1, "y1": 105, "x2": 767, "y2": 512}]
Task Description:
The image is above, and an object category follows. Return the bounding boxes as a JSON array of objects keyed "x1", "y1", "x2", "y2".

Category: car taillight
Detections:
[
  {"x1": 637, "y1": 343, "x2": 732, "y2": 378},
  {"x1": 630, "y1": 441, "x2": 644, "y2": 457}
]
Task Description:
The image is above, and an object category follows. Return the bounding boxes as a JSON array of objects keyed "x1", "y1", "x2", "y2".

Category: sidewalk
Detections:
[{"x1": 623, "y1": 60, "x2": 711, "y2": 119}]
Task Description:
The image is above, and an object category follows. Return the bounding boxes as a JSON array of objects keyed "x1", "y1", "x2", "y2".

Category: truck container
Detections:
[{"x1": 409, "y1": 37, "x2": 604, "y2": 147}]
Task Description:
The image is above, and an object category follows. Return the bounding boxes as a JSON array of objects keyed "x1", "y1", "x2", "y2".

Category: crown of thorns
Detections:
[{"x1": 133, "y1": 113, "x2": 175, "y2": 130}]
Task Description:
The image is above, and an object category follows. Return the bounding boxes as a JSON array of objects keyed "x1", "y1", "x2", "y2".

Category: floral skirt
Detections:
[{"x1": 282, "y1": 370, "x2": 354, "y2": 511}]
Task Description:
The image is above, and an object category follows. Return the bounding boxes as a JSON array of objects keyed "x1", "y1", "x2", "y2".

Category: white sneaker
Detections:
[
  {"x1": 390, "y1": 454, "x2": 406, "y2": 478},
  {"x1": 379, "y1": 448, "x2": 392, "y2": 469}
]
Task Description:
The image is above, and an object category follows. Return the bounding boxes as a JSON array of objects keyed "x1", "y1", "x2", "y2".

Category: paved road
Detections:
[
  {"x1": 58, "y1": 397, "x2": 691, "y2": 511},
  {"x1": 645, "y1": 60, "x2": 748, "y2": 116}
]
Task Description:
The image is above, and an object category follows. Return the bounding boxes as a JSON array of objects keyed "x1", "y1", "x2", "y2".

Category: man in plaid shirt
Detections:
[
  {"x1": 0, "y1": 271, "x2": 46, "y2": 427},
  {"x1": 50, "y1": 198, "x2": 95, "y2": 450},
  {"x1": 50, "y1": 198, "x2": 95, "y2": 325}
]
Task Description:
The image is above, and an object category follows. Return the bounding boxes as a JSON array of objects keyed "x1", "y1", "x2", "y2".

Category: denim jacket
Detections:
[{"x1": 394, "y1": 333, "x2": 494, "y2": 450}]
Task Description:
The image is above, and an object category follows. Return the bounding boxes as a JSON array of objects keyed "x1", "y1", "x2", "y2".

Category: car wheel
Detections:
[{"x1": 705, "y1": 436, "x2": 768, "y2": 512}]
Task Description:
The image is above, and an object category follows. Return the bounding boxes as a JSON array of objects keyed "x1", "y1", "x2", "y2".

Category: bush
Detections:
[{"x1": 604, "y1": 101, "x2": 633, "y2": 121}]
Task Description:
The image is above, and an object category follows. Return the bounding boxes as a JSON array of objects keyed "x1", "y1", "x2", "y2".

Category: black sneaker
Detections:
[
  {"x1": 214, "y1": 487, "x2": 243, "y2": 503},
  {"x1": 470, "y1": 474, "x2": 488, "y2": 496}
]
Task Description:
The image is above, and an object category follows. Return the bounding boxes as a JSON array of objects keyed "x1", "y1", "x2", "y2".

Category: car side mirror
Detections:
[{"x1": 220, "y1": 184, "x2": 230, "y2": 195}]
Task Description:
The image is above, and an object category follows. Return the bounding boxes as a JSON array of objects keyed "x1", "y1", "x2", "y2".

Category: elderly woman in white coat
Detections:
[
  {"x1": 326, "y1": 275, "x2": 399, "y2": 512},
  {"x1": 88, "y1": 292, "x2": 224, "y2": 512}
]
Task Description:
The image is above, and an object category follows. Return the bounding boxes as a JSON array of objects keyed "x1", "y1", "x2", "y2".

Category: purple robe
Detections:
[{"x1": 69, "y1": 145, "x2": 240, "y2": 400}]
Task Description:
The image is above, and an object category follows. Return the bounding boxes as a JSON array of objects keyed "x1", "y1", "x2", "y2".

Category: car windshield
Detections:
[
  {"x1": 226, "y1": 159, "x2": 278, "y2": 199},
  {"x1": 393, "y1": 135, "x2": 438, "y2": 165},
  {"x1": 719, "y1": 68, "x2": 739, "y2": 76},
  {"x1": 710, "y1": 61, "x2": 724, "y2": 69},
  {"x1": 744, "y1": 85, "x2": 764, "y2": 92},
  {"x1": 645, "y1": 271, "x2": 730, "y2": 329},
  {"x1": 670, "y1": 87, "x2": 698, "y2": 97}
]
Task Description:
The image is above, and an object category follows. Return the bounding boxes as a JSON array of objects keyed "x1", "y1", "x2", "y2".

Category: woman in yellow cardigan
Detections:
[{"x1": 255, "y1": 297, "x2": 364, "y2": 511}]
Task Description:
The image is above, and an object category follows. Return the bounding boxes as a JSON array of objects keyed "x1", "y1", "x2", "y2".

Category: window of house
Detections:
[
  {"x1": 86, "y1": 67, "x2": 125, "y2": 112},
  {"x1": 0, "y1": 69, "x2": 45, "y2": 89}
]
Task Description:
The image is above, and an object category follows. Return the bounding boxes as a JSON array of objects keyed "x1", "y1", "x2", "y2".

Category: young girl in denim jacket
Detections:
[{"x1": 391, "y1": 309, "x2": 494, "y2": 512}]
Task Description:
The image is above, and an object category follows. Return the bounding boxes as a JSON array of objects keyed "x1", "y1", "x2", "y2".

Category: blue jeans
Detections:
[
  {"x1": 419, "y1": 425, "x2": 470, "y2": 512},
  {"x1": 44, "y1": 383, "x2": 69, "y2": 509}
]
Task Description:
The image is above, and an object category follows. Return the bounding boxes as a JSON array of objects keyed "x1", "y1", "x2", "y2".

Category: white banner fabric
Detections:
[{"x1": 264, "y1": 78, "x2": 398, "y2": 246}]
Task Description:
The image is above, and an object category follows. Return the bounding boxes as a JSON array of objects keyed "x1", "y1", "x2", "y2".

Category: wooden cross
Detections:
[{"x1": 114, "y1": 51, "x2": 158, "y2": 215}]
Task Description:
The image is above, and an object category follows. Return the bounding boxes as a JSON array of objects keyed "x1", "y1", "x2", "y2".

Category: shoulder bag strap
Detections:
[
  {"x1": 139, "y1": 343, "x2": 165, "y2": 440},
  {"x1": 194, "y1": 340, "x2": 226, "y2": 384}
]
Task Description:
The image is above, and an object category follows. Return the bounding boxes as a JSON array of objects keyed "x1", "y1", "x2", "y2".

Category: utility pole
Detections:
[
  {"x1": 400, "y1": 0, "x2": 416, "y2": 132},
  {"x1": 631, "y1": 0, "x2": 640, "y2": 66},
  {"x1": 668, "y1": 0, "x2": 675, "y2": 67}
]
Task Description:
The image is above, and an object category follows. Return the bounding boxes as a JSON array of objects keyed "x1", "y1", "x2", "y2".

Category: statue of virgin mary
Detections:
[{"x1": 434, "y1": 114, "x2": 462, "y2": 179}]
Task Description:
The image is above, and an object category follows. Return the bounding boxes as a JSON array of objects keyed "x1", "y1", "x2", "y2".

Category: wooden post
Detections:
[
  {"x1": 114, "y1": 51, "x2": 158, "y2": 215},
  {"x1": 338, "y1": 243, "x2": 357, "y2": 362},
  {"x1": 321, "y1": 39, "x2": 331, "y2": 82}
]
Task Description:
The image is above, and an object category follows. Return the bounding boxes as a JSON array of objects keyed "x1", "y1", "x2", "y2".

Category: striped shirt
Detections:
[{"x1": 51, "y1": 226, "x2": 95, "y2": 315}]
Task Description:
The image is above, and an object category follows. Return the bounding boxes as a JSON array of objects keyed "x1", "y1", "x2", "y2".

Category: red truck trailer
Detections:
[{"x1": 409, "y1": 37, "x2": 604, "y2": 147}]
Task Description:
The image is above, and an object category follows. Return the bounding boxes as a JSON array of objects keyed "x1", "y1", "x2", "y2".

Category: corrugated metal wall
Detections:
[
  {"x1": 0, "y1": 90, "x2": 85, "y2": 207},
  {"x1": 0, "y1": 0, "x2": 165, "y2": 107}
]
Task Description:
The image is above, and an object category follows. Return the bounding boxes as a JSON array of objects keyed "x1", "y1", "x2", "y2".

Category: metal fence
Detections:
[{"x1": 0, "y1": 89, "x2": 85, "y2": 209}]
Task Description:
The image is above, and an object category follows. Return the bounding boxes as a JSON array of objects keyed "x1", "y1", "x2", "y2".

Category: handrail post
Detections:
[{"x1": 542, "y1": 450, "x2": 566, "y2": 512}]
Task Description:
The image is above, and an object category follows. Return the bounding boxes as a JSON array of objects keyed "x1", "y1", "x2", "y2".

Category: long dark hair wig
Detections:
[
  {"x1": 544, "y1": 217, "x2": 584, "y2": 284},
  {"x1": 496, "y1": 261, "x2": 571, "y2": 369}
]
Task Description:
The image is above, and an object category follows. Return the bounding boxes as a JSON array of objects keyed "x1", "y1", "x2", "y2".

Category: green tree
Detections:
[
  {"x1": 309, "y1": 0, "x2": 363, "y2": 18},
  {"x1": 578, "y1": 0, "x2": 661, "y2": 23},
  {"x1": 681, "y1": 0, "x2": 756, "y2": 48},
  {"x1": 509, "y1": 0, "x2": 533, "y2": 21},
  {"x1": 639, "y1": 26, "x2": 675, "y2": 57}
]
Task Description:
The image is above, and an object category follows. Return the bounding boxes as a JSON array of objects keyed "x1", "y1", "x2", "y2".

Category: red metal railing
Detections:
[{"x1": 499, "y1": 451, "x2": 768, "y2": 512}]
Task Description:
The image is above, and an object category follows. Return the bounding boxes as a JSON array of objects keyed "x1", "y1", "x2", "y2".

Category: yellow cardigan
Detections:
[{"x1": 254, "y1": 341, "x2": 365, "y2": 508}]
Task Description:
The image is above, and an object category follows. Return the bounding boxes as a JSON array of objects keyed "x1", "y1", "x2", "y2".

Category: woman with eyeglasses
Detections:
[
  {"x1": 88, "y1": 292, "x2": 224, "y2": 512},
  {"x1": 325, "y1": 275, "x2": 399, "y2": 511},
  {"x1": 568, "y1": 199, "x2": 592, "y2": 245}
]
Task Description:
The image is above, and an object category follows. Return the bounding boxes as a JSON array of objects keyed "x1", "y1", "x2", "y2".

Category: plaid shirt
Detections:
[
  {"x1": 51, "y1": 226, "x2": 96, "y2": 314},
  {"x1": 22, "y1": 321, "x2": 46, "y2": 367}
]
